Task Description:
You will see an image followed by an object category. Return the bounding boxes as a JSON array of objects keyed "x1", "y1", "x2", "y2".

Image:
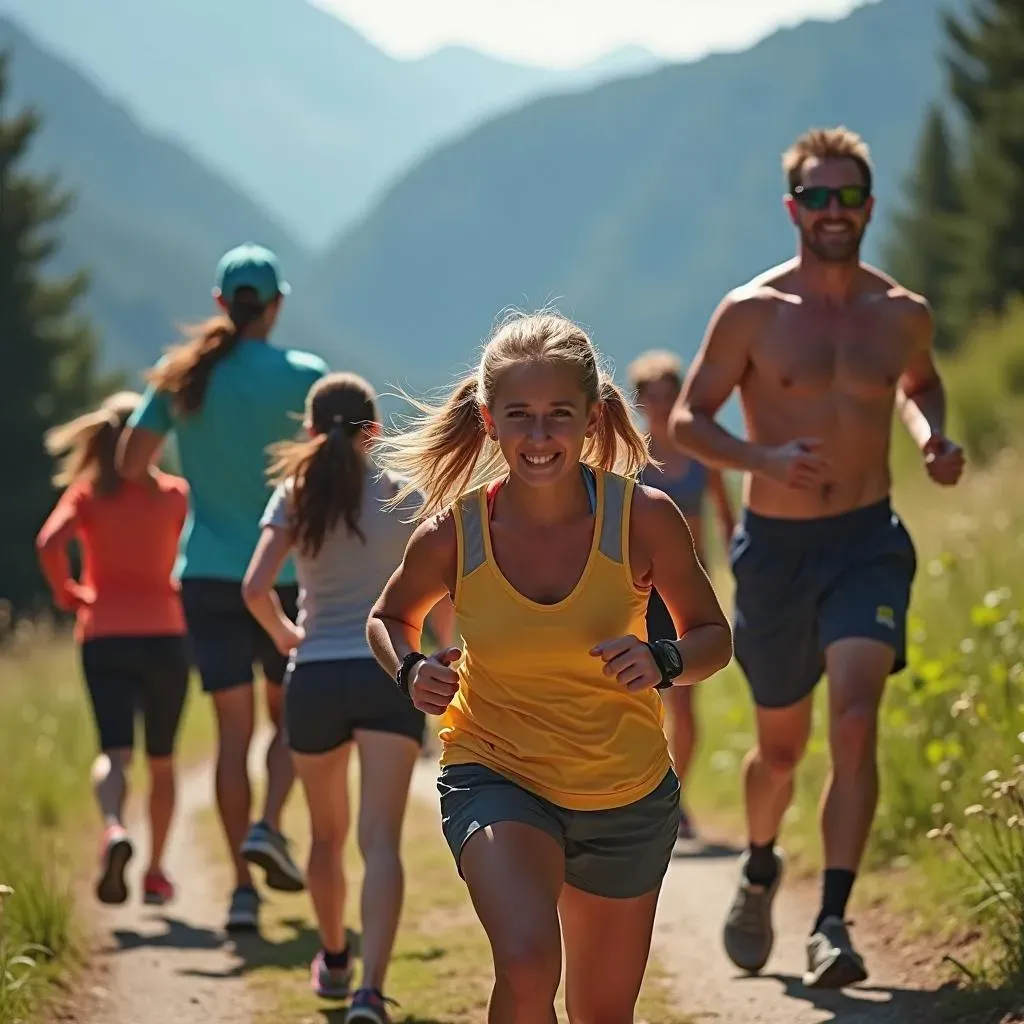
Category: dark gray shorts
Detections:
[
  {"x1": 437, "y1": 763, "x2": 680, "y2": 899},
  {"x1": 731, "y1": 498, "x2": 917, "y2": 710},
  {"x1": 284, "y1": 657, "x2": 425, "y2": 755}
]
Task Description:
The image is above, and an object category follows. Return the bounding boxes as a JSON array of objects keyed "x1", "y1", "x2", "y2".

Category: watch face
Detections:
[{"x1": 660, "y1": 641, "x2": 682, "y2": 676}]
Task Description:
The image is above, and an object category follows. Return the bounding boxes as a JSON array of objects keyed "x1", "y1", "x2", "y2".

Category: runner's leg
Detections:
[
  {"x1": 560, "y1": 885, "x2": 660, "y2": 1024},
  {"x1": 461, "y1": 822, "x2": 564, "y2": 1024},
  {"x1": 354, "y1": 729, "x2": 420, "y2": 992}
]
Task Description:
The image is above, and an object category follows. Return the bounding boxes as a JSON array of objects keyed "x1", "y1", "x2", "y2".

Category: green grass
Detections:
[
  {"x1": 209, "y1": 773, "x2": 690, "y2": 1024},
  {"x1": 0, "y1": 616, "x2": 214, "y2": 1024}
]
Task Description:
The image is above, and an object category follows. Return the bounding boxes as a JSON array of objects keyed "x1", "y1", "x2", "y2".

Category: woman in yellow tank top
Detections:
[{"x1": 368, "y1": 311, "x2": 732, "y2": 1023}]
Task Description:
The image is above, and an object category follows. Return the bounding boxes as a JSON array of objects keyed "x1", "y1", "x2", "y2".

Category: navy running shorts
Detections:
[{"x1": 730, "y1": 499, "x2": 917, "y2": 709}]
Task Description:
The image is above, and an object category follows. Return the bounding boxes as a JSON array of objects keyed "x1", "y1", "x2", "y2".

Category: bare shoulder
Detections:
[
  {"x1": 718, "y1": 260, "x2": 801, "y2": 323},
  {"x1": 631, "y1": 483, "x2": 690, "y2": 539},
  {"x1": 860, "y1": 264, "x2": 932, "y2": 321},
  {"x1": 154, "y1": 471, "x2": 189, "y2": 499},
  {"x1": 407, "y1": 507, "x2": 458, "y2": 563}
]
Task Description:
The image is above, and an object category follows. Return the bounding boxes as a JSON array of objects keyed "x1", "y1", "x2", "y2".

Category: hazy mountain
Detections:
[
  {"x1": 0, "y1": 0, "x2": 662, "y2": 245},
  {"x1": 308, "y1": 0, "x2": 963, "y2": 417},
  {"x1": 0, "y1": 17, "x2": 373, "y2": 382}
]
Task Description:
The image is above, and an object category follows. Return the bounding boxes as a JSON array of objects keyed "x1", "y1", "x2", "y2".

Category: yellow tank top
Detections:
[{"x1": 439, "y1": 466, "x2": 672, "y2": 811}]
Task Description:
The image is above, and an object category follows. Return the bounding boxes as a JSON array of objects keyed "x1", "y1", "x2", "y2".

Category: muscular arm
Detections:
[
  {"x1": 895, "y1": 299, "x2": 946, "y2": 450},
  {"x1": 367, "y1": 514, "x2": 457, "y2": 677},
  {"x1": 670, "y1": 294, "x2": 767, "y2": 473},
  {"x1": 635, "y1": 488, "x2": 733, "y2": 685}
]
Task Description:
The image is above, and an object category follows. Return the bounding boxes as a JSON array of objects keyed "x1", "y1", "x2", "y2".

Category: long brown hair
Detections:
[
  {"x1": 146, "y1": 289, "x2": 272, "y2": 416},
  {"x1": 267, "y1": 372, "x2": 379, "y2": 557},
  {"x1": 374, "y1": 310, "x2": 650, "y2": 517},
  {"x1": 45, "y1": 391, "x2": 142, "y2": 497}
]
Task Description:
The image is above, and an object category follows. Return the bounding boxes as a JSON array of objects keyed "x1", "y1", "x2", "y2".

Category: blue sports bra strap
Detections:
[{"x1": 580, "y1": 464, "x2": 597, "y2": 515}]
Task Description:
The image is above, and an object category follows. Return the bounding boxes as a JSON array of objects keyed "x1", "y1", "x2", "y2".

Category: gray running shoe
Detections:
[
  {"x1": 241, "y1": 821, "x2": 305, "y2": 892},
  {"x1": 225, "y1": 885, "x2": 261, "y2": 932},
  {"x1": 804, "y1": 916, "x2": 868, "y2": 989},
  {"x1": 723, "y1": 849, "x2": 785, "y2": 973}
]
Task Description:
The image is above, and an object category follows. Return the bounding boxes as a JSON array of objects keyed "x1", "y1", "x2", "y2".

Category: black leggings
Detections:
[{"x1": 81, "y1": 635, "x2": 189, "y2": 758}]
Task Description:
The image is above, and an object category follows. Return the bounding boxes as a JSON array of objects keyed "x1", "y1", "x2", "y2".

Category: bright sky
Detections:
[{"x1": 315, "y1": 0, "x2": 872, "y2": 68}]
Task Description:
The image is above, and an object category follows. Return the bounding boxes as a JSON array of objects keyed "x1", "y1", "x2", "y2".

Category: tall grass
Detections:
[
  {"x1": 691, "y1": 440, "x2": 1024, "y2": 985},
  {"x1": 0, "y1": 615, "x2": 213, "y2": 1023}
]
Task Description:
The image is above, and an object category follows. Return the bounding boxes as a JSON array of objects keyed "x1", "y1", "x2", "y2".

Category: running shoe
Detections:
[
  {"x1": 804, "y1": 916, "x2": 868, "y2": 989},
  {"x1": 309, "y1": 950, "x2": 353, "y2": 1000},
  {"x1": 142, "y1": 868, "x2": 175, "y2": 906},
  {"x1": 95, "y1": 824, "x2": 134, "y2": 905},
  {"x1": 240, "y1": 821, "x2": 305, "y2": 892},
  {"x1": 225, "y1": 884, "x2": 261, "y2": 932},
  {"x1": 346, "y1": 988, "x2": 399, "y2": 1023},
  {"x1": 722, "y1": 848, "x2": 785, "y2": 973}
]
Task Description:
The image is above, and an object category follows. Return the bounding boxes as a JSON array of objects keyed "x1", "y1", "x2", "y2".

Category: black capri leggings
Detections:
[{"x1": 81, "y1": 635, "x2": 189, "y2": 759}]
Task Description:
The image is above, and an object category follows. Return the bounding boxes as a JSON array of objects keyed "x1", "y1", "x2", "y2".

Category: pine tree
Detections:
[
  {"x1": 0, "y1": 49, "x2": 103, "y2": 617},
  {"x1": 942, "y1": 0, "x2": 1024, "y2": 337},
  {"x1": 883, "y1": 104, "x2": 961, "y2": 350}
]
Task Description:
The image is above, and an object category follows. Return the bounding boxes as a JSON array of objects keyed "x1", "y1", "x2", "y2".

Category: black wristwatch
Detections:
[
  {"x1": 649, "y1": 639, "x2": 684, "y2": 689},
  {"x1": 396, "y1": 651, "x2": 427, "y2": 698}
]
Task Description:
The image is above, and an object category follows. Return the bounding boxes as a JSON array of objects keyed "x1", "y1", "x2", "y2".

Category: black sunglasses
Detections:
[{"x1": 791, "y1": 184, "x2": 871, "y2": 211}]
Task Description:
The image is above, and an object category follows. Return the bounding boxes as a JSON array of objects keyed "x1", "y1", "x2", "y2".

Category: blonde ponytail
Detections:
[
  {"x1": 374, "y1": 376, "x2": 507, "y2": 517},
  {"x1": 375, "y1": 310, "x2": 652, "y2": 518},
  {"x1": 44, "y1": 391, "x2": 141, "y2": 496}
]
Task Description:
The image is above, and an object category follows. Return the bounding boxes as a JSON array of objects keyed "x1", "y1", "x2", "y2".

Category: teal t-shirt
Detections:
[{"x1": 129, "y1": 340, "x2": 328, "y2": 584}]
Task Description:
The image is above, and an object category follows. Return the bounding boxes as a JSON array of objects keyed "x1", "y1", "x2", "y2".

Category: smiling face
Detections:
[
  {"x1": 481, "y1": 359, "x2": 600, "y2": 488},
  {"x1": 785, "y1": 155, "x2": 874, "y2": 265}
]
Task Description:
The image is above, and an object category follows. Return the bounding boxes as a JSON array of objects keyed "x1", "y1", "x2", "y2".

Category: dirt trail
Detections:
[
  {"x1": 409, "y1": 764, "x2": 938, "y2": 1024},
  {"x1": 81, "y1": 738, "x2": 270, "y2": 1024},
  {"x1": 81, "y1": 745, "x2": 938, "y2": 1024}
]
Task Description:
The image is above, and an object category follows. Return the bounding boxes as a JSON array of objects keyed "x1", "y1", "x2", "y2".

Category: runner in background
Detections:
[
  {"x1": 36, "y1": 391, "x2": 189, "y2": 908},
  {"x1": 628, "y1": 350, "x2": 736, "y2": 840},
  {"x1": 671, "y1": 127, "x2": 964, "y2": 987},
  {"x1": 243, "y1": 372, "x2": 454, "y2": 1020},
  {"x1": 117, "y1": 244, "x2": 328, "y2": 933},
  {"x1": 368, "y1": 312, "x2": 732, "y2": 1023}
]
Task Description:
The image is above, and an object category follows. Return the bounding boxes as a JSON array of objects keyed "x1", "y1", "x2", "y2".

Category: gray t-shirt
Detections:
[{"x1": 261, "y1": 470, "x2": 421, "y2": 664}]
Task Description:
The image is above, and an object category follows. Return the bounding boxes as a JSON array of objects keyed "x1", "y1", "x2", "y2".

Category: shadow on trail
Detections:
[
  {"x1": 108, "y1": 914, "x2": 224, "y2": 954},
  {"x1": 752, "y1": 972, "x2": 1019, "y2": 1023},
  {"x1": 181, "y1": 921, "x2": 362, "y2": 979},
  {"x1": 672, "y1": 838, "x2": 743, "y2": 861}
]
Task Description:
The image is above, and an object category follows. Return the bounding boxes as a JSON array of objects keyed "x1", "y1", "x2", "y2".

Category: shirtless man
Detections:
[{"x1": 669, "y1": 126, "x2": 964, "y2": 989}]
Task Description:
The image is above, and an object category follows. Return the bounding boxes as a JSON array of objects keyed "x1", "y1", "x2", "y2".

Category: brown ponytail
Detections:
[
  {"x1": 267, "y1": 372, "x2": 379, "y2": 557},
  {"x1": 45, "y1": 391, "x2": 142, "y2": 496},
  {"x1": 146, "y1": 290, "x2": 268, "y2": 416}
]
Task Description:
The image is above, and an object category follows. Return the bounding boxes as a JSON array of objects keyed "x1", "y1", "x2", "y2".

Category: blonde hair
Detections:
[
  {"x1": 375, "y1": 311, "x2": 650, "y2": 517},
  {"x1": 627, "y1": 349, "x2": 683, "y2": 396},
  {"x1": 782, "y1": 126, "x2": 873, "y2": 193},
  {"x1": 44, "y1": 391, "x2": 141, "y2": 496},
  {"x1": 267, "y1": 372, "x2": 379, "y2": 556}
]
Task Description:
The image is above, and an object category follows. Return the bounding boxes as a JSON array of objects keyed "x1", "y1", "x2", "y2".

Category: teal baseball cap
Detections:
[{"x1": 214, "y1": 243, "x2": 291, "y2": 304}]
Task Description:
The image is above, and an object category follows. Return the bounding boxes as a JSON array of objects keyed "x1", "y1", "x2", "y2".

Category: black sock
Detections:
[
  {"x1": 323, "y1": 944, "x2": 350, "y2": 969},
  {"x1": 814, "y1": 868, "x2": 855, "y2": 932},
  {"x1": 745, "y1": 839, "x2": 778, "y2": 887}
]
